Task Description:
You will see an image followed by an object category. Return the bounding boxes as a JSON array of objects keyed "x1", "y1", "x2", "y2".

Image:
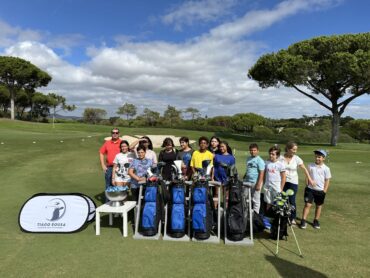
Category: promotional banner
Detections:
[
  {"x1": 19, "y1": 193, "x2": 93, "y2": 233},
  {"x1": 81, "y1": 194, "x2": 96, "y2": 222}
]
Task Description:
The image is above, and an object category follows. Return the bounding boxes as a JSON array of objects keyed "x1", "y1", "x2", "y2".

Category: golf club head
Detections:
[
  {"x1": 206, "y1": 163, "x2": 213, "y2": 176},
  {"x1": 173, "y1": 160, "x2": 182, "y2": 174},
  {"x1": 146, "y1": 168, "x2": 154, "y2": 178}
]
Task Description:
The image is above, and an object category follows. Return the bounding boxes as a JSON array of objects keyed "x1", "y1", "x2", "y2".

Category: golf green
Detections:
[{"x1": 0, "y1": 119, "x2": 369, "y2": 277}]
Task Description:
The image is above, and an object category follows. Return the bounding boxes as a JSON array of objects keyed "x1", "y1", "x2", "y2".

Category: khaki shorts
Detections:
[{"x1": 264, "y1": 187, "x2": 279, "y2": 205}]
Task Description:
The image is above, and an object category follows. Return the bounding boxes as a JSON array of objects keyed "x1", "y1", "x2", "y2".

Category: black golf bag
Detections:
[
  {"x1": 167, "y1": 181, "x2": 186, "y2": 238},
  {"x1": 140, "y1": 179, "x2": 165, "y2": 236},
  {"x1": 270, "y1": 192, "x2": 293, "y2": 240},
  {"x1": 270, "y1": 215, "x2": 288, "y2": 240},
  {"x1": 226, "y1": 180, "x2": 248, "y2": 241},
  {"x1": 192, "y1": 180, "x2": 213, "y2": 240}
]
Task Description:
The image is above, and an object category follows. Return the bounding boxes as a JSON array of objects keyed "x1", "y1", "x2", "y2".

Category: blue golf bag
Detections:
[
  {"x1": 140, "y1": 180, "x2": 164, "y2": 236},
  {"x1": 167, "y1": 182, "x2": 186, "y2": 238},
  {"x1": 192, "y1": 180, "x2": 213, "y2": 240}
]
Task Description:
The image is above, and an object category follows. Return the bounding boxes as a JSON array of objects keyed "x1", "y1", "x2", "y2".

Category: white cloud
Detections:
[
  {"x1": 162, "y1": 0, "x2": 238, "y2": 31},
  {"x1": 2, "y1": 0, "x2": 366, "y2": 119}
]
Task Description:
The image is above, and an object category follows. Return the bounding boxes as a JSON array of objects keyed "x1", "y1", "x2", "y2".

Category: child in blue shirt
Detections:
[{"x1": 244, "y1": 143, "x2": 265, "y2": 214}]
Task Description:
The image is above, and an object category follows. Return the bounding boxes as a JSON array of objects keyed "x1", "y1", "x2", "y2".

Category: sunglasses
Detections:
[{"x1": 111, "y1": 132, "x2": 119, "y2": 134}]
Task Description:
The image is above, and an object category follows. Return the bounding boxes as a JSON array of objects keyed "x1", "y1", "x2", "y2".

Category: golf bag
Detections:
[
  {"x1": 270, "y1": 215, "x2": 288, "y2": 240},
  {"x1": 246, "y1": 211, "x2": 265, "y2": 234},
  {"x1": 270, "y1": 191, "x2": 294, "y2": 240},
  {"x1": 226, "y1": 180, "x2": 247, "y2": 241},
  {"x1": 192, "y1": 180, "x2": 213, "y2": 240},
  {"x1": 140, "y1": 180, "x2": 164, "y2": 236},
  {"x1": 167, "y1": 182, "x2": 186, "y2": 238}
]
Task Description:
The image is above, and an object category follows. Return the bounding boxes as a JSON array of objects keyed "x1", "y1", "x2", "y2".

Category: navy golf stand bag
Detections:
[
  {"x1": 163, "y1": 160, "x2": 192, "y2": 241},
  {"x1": 191, "y1": 160, "x2": 214, "y2": 241},
  {"x1": 167, "y1": 180, "x2": 186, "y2": 238},
  {"x1": 134, "y1": 163, "x2": 167, "y2": 240}
]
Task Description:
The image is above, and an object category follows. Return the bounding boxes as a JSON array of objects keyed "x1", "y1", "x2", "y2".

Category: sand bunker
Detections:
[{"x1": 104, "y1": 134, "x2": 195, "y2": 148}]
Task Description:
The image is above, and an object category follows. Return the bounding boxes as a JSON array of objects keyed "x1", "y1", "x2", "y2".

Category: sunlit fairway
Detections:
[{"x1": 1, "y1": 118, "x2": 369, "y2": 277}]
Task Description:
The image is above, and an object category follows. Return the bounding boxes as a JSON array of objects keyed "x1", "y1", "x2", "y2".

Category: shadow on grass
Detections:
[
  {"x1": 256, "y1": 230, "x2": 304, "y2": 258},
  {"x1": 265, "y1": 255, "x2": 328, "y2": 277}
]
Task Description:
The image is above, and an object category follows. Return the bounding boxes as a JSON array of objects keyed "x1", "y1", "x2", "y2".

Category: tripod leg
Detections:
[
  {"x1": 275, "y1": 216, "x2": 281, "y2": 255},
  {"x1": 287, "y1": 218, "x2": 303, "y2": 257}
]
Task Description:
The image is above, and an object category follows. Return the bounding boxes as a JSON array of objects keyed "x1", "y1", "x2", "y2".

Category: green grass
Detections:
[{"x1": 1, "y1": 118, "x2": 369, "y2": 277}]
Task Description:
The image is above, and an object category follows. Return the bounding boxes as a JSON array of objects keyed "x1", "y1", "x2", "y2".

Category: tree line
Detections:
[{"x1": 82, "y1": 104, "x2": 370, "y2": 143}]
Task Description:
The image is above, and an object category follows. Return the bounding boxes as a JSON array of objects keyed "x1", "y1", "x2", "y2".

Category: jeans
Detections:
[
  {"x1": 104, "y1": 166, "x2": 113, "y2": 189},
  {"x1": 283, "y1": 182, "x2": 298, "y2": 220}
]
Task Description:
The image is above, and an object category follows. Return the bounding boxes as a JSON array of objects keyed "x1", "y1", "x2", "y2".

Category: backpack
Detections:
[
  {"x1": 167, "y1": 182, "x2": 186, "y2": 238},
  {"x1": 140, "y1": 180, "x2": 164, "y2": 236},
  {"x1": 246, "y1": 211, "x2": 265, "y2": 234},
  {"x1": 192, "y1": 180, "x2": 213, "y2": 240},
  {"x1": 226, "y1": 180, "x2": 247, "y2": 241}
]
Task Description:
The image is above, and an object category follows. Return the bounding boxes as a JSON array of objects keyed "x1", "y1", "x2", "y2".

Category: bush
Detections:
[{"x1": 252, "y1": 126, "x2": 274, "y2": 139}]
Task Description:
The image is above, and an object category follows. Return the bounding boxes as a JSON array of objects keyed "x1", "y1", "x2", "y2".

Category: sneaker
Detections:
[
  {"x1": 291, "y1": 219, "x2": 297, "y2": 225},
  {"x1": 300, "y1": 219, "x2": 307, "y2": 229},
  {"x1": 313, "y1": 219, "x2": 320, "y2": 229}
]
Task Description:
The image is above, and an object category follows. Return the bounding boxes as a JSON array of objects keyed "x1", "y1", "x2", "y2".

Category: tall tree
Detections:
[
  {"x1": 0, "y1": 85, "x2": 10, "y2": 114},
  {"x1": 48, "y1": 93, "x2": 76, "y2": 127},
  {"x1": 248, "y1": 33, "x2": 370, "y2": 146},
  {"x1": 164, "y1": 105, "x2": 182, "y2": 127},
  {"x1": 0, "y1": 56, "x2": 52, "y2": 120},
  {"x1": 83, "y1": 108, "x2": 107, "y2": 124},
  {"x1": 142, "y1": 108, "x2": 160, "y2": 126},
  {"x1": 31, "y1": 92, "x2": 52, "y2": 120},
  {"x1": 117, "y1": 102, "x2": 137, "y2": 120},
  {"x1": 184, "y1": 107, "x2": 200, "y2": 120}
]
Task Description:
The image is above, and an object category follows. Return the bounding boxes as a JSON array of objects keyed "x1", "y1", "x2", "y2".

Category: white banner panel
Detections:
[
  {"x1": 19, "y1": 194, "x2": 89, "y2": 233},
  {"x1": 81, "y1": 194, "x2": 96, "y2": 222}
]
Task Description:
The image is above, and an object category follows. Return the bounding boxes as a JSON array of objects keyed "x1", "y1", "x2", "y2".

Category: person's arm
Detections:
[
  {"x1": 256, "y1": 170, "x2": 265, "y2": 191},
  {"x1": 299, "y1": 163, "x2": 315, "y2": 186},
  {"x1": 99, "y1": 152, "x2": 107, "y2": 172},
  {"x1": 280, "y1": 171, "x2": 286, "y2": 192},
  {"x1": 129, "y1": 139, "x2": 140, "y2": 150},
  {"x1": 111, "y1": 163, "x2": 117, "y2": 186},
  {"x1": 128, "y1": 167, "x2": 146, "y2": 183},
  {"x1": 158, "y1": 150, "x2": 163, "y2": 162},
  {"x1": 323, "y1": 179, "x2": 330, "y2": 193}
]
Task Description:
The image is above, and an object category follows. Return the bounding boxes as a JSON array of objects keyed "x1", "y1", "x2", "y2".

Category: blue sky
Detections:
[{"x1": 1, "y1": 0, "x2": 369, "y2": 118}]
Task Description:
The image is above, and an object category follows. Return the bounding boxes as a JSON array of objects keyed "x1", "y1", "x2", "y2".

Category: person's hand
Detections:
[
  {"x1": 138, "y1": 177, "x2": 146, "y2": 183},
  {"x1": 102, "y1": 165, "x2": 107, "y2": 172},
  {"x1": 111, "y1": 180, "x2": 116, "y2": 186},
  {"x1": 255, "y1": 184, "x2": 262, "y2": 191},
  {"x1": 308, "y1": 179, "x2": 316, "y2": 187}
]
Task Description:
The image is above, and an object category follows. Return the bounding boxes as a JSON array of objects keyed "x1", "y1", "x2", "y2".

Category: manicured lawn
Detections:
[{"x1": 0, "y1": 119, "x2": 369, "y2": 277}]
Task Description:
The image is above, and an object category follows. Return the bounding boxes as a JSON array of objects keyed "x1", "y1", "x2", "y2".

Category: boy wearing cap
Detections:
[{"x1": 300, "y1": 150, "x2": 332, "y2": 229}]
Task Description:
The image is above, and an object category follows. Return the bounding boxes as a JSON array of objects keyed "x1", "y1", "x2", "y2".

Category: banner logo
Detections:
[{"x1": 45, "y1": 198, "x2": 66, "y2": 221}]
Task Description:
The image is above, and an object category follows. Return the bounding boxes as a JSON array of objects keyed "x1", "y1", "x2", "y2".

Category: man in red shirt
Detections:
[{"x1": 99, "y1": 128, "x2": 122, "y2": 190}]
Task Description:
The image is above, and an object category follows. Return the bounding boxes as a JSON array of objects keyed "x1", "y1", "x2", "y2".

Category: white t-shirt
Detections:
[
  {"x1": 264, "y1": 160, "x2": 286, "y2": 192},
  {"x1": 279, "y1": 155, "x2": 303, "y2": 184},
  {"x1": 113, "y1": 152, "x2": 136, "y2": 182},
  {"x1": 308, "y1": 163, "x2": 332, "y2": 191}
]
